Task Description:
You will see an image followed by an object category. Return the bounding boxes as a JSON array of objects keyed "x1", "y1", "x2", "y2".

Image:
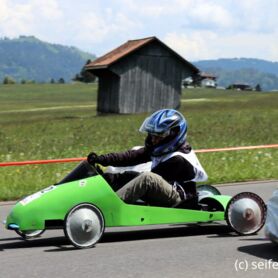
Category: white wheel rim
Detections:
[
  {"x1": 66, "y1": 204, "x2": 104, "y2": 248},
  {"x1": 227, "y1": 195, "x2": 266, "y2": 235}
]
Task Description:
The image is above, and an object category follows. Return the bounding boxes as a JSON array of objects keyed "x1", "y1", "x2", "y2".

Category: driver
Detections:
[{"x1": 87, "y1": 109, "x2": 208, "y2": 207}]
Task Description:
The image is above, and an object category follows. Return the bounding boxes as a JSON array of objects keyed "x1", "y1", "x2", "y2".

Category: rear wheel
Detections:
[
  {"x1": 225, "y1": 192, "x2": 267, "y2": 235},
  {"x1": 16, "y1": 229, "x2": 45, "y2": 239},
  {"x1": 197, "y1": 184, "x2": 221, "y2": 200},
  {"x1": 64, "y1": 203, "x2": 105, "y2": 249}
]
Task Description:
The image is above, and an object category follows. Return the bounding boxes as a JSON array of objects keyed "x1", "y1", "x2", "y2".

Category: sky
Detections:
[{"x1": 0, "y1": 0, "x2": 278, "y2": 61}]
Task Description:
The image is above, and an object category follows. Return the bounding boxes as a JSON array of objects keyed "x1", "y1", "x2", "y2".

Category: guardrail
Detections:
[{"x1": 0, "y1": 144, "x2": 277, "y2": 167}]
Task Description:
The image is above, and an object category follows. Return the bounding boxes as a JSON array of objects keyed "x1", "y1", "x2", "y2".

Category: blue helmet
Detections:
[{"x1": 139, "y1": 109, "x2": 187, "y2": 156}]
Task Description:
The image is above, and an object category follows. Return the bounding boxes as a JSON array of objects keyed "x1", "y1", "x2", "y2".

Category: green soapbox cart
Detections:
[{"x1": 5, "y1": 161, "x2": 267, "y2": 248}]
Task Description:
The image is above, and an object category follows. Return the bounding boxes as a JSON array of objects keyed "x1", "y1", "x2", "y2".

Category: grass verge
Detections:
[{"x1": 0, "y1": 84, "x2": 277, "y2": 200}]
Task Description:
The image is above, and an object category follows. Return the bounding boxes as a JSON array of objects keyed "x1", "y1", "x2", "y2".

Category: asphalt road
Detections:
[{"x1": 0, "y1": 180, "x2": 277, "y2": 278}]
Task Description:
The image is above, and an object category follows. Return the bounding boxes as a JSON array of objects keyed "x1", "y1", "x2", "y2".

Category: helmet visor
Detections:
[{"x1": 139, "y1": 117, "x2": 170, "y2": 137}]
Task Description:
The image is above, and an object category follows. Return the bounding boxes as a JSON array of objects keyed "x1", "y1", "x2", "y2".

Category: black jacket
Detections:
[{"x1": 99, "y1": 143, "x2": 195, "y2": 188}]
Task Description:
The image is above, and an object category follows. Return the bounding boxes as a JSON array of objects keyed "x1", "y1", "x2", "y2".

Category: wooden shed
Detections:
[{"x1": 85, "y1": 37, "x2": 199, "y2": 114}]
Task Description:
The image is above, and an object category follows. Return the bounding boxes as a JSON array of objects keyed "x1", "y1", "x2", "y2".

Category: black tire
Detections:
[{"x1": 16, "y1": 229, "x2": 45, "y2": 239}]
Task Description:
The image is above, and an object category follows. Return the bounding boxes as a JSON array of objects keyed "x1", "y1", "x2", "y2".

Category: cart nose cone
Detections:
[{"x1": 8, "y1": 223, "x2": 20, "y2": 230}]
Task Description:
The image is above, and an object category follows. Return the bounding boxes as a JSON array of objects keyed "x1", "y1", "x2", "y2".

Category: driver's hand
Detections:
[{"x1": 87, "y1": 152, "x2": 99, "y2": 165}]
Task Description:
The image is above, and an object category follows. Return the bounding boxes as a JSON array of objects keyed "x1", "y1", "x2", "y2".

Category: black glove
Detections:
[{"x1": 87, "y1": 152, "x2": 99, "y2": 165}]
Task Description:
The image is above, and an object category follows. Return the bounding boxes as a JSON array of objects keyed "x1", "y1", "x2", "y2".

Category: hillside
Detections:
[
  {"x1": 0, "y1": 36, "x2": 96, "y2": 83},
  {"x1": 193, "y1": 58, "x2": 278, "y2": 91},
  {"x1": 194, "y1": 58, "x2": 278, "y2": 75},
  {"x1": 1, "y1": 36, "x2": 278, "y2": 90}
]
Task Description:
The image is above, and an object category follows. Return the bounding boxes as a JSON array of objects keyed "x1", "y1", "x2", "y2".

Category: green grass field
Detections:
[{"x1": 0, "y1": 83, "x2": 277, "y2": 200}]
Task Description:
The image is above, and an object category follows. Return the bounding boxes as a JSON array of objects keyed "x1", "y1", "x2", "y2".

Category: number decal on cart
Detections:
[{"x1": 20, "y1": 186, "x2": 56, "y2": 206}]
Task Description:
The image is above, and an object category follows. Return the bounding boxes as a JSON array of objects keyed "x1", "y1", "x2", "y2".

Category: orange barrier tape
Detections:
[
  {"x1": 195, "y1": 144, "x2": 278, "y2": 153},
  {"x1": 0, "y1": 157, "x2": 86, "y2": 167},
  {"x1": 0, "y1": 144, "x2": 278, "y2": 167}
]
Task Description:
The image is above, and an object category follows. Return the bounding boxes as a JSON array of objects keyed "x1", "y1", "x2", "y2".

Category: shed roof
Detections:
[{"x1": 85, "y1": 36, "x2": 199, "y2": 73}]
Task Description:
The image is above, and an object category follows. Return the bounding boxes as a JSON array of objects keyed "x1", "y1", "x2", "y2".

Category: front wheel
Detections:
[
  {"x1": 16, "y1": 229, "x2": 45, "y2": 239},
  {"x1": 225, "y1": 192, "x2": 267, "y2": 235},
  {"x1": 64, "y1": 203, "x2": 105, "y2": 249}
]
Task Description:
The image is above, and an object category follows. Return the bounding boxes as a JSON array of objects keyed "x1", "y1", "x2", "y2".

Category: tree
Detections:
[
  {"x1": 73, "y1": 59, "x2": 96, "y2": 83},
  {"x1": 58, "y1": 78, "x2": 65, "y2": 84},
  {"x1": 50, "y1": 78, "x2": 55, "y2": 84},
  {"x1": 3, "y1": 76, "x2": 16, "y2": 84},
  {"x1": 255, "y1": 84, "x2": 262, "y2": 92}
]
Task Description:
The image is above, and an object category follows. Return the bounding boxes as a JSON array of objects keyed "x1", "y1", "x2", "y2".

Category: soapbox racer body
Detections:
[{"x1": 5, "y1": 161, "x2": 267, "y2": 248}]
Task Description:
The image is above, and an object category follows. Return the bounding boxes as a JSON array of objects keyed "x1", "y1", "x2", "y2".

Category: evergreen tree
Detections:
[
  {"x1": 73, "y1": 60, "x2": 96, "y2": 83},
  {"x1": 255, "y1": 84, "x2": 262, "y2": 91}
]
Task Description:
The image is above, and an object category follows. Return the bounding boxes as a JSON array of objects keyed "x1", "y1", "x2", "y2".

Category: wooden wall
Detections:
[
  {"x1": 94, "y1": 41, "x2": 195, "y2": 114},
  {"x1": 94, "y1": 69, "x2": 120, "y2": 114}
]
